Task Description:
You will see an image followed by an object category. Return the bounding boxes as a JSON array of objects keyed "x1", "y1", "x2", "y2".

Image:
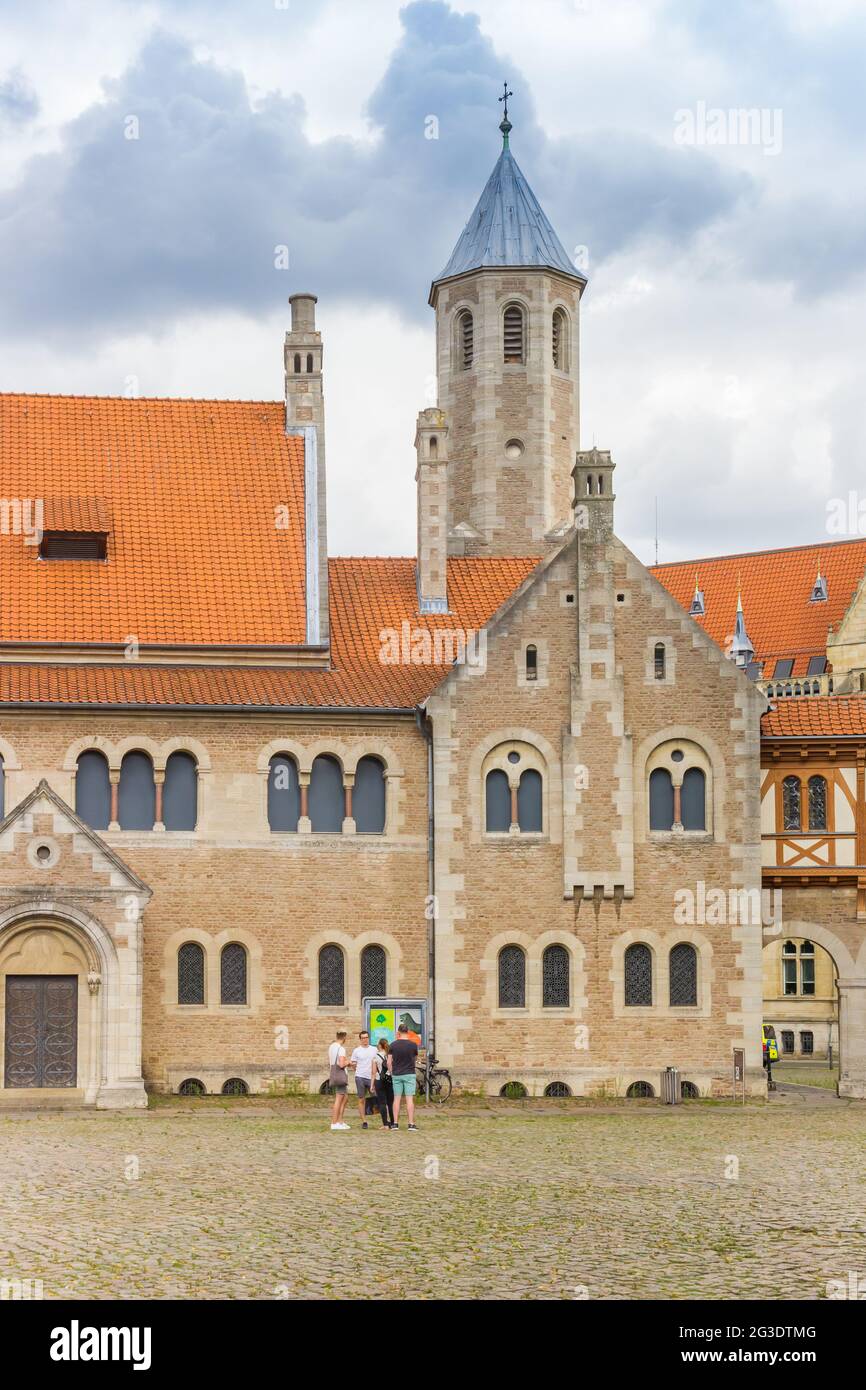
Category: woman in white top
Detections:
[{"x1": 328, "y1": 1030, "x2": 350, "y2": 1130}]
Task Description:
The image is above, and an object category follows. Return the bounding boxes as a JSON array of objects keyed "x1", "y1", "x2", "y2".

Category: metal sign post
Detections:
[{"x1": 732, "y1": 1047, "x2": 746, "y2": 1105}]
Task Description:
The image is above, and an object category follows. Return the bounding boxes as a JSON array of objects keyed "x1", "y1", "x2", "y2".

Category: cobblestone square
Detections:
[{"x1": 1, "y1": 1098, "x2": 863, "y2": 1301}]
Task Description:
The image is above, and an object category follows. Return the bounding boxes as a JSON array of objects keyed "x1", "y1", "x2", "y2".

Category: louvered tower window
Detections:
[
  {"x1": 503, "y1": 304, "x2": 525, "y2": 364},
  {"x1": 457, "y1": 310, "x2": 474, "y2": 370},
  {"x1": 552, "y1": 308, "x2": 568, "y2": 371}
]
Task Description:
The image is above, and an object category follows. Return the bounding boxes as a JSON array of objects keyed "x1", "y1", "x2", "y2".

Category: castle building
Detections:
[
  {"x1": 653, "y1": 544, "x2": 866, "y2": 1091},
  {"x1": 0, "y1": 114, "x2": 805, "y2": 1108}
]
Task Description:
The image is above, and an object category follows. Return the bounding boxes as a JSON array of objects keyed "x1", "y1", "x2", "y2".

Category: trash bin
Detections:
[{"x1": 661, "y1": 1066, "x2": 680, "y2": 1105}]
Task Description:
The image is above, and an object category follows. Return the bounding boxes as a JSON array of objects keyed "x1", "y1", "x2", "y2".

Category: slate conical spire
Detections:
[{"x1": 431, "y1": 103, "x2": 585, "y2": 292}]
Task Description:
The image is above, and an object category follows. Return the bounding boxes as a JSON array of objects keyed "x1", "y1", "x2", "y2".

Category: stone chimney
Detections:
[
  {"x1": 285, "y1": 294, "x2": 329, "y2": 645},
  {"x1": 415, "y1": 408, "x2": 449, "y2": 613}
]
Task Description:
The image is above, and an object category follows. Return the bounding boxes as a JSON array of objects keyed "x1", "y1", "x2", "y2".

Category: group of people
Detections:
[{"x1": 327, "y1": 1023, "x2": 419, "y2": 1131}]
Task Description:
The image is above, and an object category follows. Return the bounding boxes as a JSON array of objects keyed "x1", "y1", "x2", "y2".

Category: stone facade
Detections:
[{"x1": 0, "y1": 134, "x2": 780, "y2": 1107}]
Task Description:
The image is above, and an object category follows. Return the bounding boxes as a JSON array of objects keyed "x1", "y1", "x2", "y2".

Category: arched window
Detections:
[
  {"x1": 75, "y1": 750, "x2": 111, "y2": 830},
  {"x1": 782, "y1": 775, "x2": 801, "y2": 830},
  {"x1": 178, "y1": 942, "x2": 205, "y2": 1005},
  {"x1": 163, "y1": 751, "x2": 197, "y2": 831},
  {"x1": 624, "y1": 943, "x2": 652, "y2": 1006},
  {"x1": 306, "y1": 353, "x2": 313, "y2": 372},
  {"x1": 220, "y1": 943, "x2": 247, "y2": 1006},
  {"x1": 293, "y1": 353, "x2": 301, "y2": 373},
  {"x1": 526, "y1": 645, "x2": 538, "y2": 681},
  {"x1": 681, "y1": 768, "x2": 706, "y2": 831},
  {"x1": 669, "y1": 943, "x2": 698, "y2": 1006},
  {"x1": 118, "y1": 751, "x2": 155, "y2": 830},
  {"x1": 503, "y1": 303, "x2": 525, "y2": 364},
  {"x1": 517, "y1": 769, "x2": 542, "y2": 832},
  {"x1": 808, "y1": 775, "x2": 827, "y2": 831},
  {"x1": 318, "y1": 943, "x2": 345, "y2": 1006},
  {"x1": 649, "y1": 768, "x2": 674, "y2": 830},
  {"x1": 429, "y1": 435, "x2": 438, "y2": 458},
  {"x1": 456, "y1": 309, "x2": 473, "y2": 370},
  {"x1": 542, "y1": 944, "x2": 570, "y2": 1008},
  {"x1": 654, "y1": 642, "x2": 666, "y2": 680},
  {"x1": 498, "y1": 945, "x2": 526, "y2": 1008},
  {"x1": 354, "y1": 756, "x2": 386, "y2": 834},
  {"x1": 485, "y1": 769, "x2": 511, "y2": 833},
  {"x1": 360, "y1": 944, "x2": 386, "y2": 1000},
  {"x1": 268, "y1": 754, "x2": 300, "y2": 832},
  {"x1": 552, "y1": 307, "x2": 568, "y2": 371},
  {"x1": 626, "y1": 1080, "x2": 655, "y2": 1098},
  {"x1": 309, "y1": 755, "x2": 344, "y2": 832}
]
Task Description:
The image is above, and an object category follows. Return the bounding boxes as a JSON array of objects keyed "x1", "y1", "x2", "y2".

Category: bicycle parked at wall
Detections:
[{"x1": 416, "y1": 1053, "x2": 452, "y2": 1103}]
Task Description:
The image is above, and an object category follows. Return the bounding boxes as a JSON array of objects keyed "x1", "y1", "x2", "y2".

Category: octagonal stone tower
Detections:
[{"x1": 429, "y1": 117, "x2": 587, "y2": 558}]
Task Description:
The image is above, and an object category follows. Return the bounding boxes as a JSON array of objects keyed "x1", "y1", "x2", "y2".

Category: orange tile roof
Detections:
[
  {"x1": 42, "y1": 496, "x2": 112, "y2": 532},
  {"x1": 0, "y1": 556, "x2": 537, "y2": 710},
  {"x1": 0, "y1": 394, "x2": 307, "y2": 645},
  {"x1": 652, "y1": 538, "x2": 866, "y2": 676},
  {"x1": 762, "y1": 694, "x2": 866, "y2": 739}
]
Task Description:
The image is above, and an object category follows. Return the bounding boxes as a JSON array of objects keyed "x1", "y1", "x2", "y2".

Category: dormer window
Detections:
[
  {"x1": 810, "y1": 573, "x2": 828, "y2": 602},
  {"x1": 689, "y1": 588, "x2": 705, "y2": 617},
  {"x1": 38, "y1": 497, "x2": 110, "y2": 561}
]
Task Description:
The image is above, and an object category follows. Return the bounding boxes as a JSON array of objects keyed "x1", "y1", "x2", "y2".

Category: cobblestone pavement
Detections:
[{"x1": 1, "y1": 1099, "x2": 864, "y2": 1300}]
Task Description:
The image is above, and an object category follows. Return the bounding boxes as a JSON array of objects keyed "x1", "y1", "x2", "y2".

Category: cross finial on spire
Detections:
[{"x1": 498, "y1": 81, "x2": 513, "y2": 147}]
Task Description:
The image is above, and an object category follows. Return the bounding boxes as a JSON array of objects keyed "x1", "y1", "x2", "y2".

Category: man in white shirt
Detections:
[
  {"x1": 328, "y1": 1030, "x2": 350, "y2": 1130},
  {"x1": 349, "y1": 1030, "x2": 379, "y2": 1130}
]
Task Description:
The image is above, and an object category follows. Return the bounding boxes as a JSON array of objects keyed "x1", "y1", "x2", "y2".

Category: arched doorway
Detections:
[{"x1": 0, "y1": 911, "x2": 121, "y2": 1105}]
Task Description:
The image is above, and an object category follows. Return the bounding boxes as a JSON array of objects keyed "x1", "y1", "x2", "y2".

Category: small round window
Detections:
[
  {"x1": 504, "y1": 439, "x2": 525, "y2": 460},
  {"x1": 507, "y1": 751, "x2": 521, "y2": 764},
  {"x1": 671, "y1": 750, "x2": 685, "y2": 763}
]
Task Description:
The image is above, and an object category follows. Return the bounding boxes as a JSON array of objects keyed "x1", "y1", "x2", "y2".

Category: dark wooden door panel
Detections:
[{"x1": 4, "y1": 976, "x2": 78, "y2": 1088}]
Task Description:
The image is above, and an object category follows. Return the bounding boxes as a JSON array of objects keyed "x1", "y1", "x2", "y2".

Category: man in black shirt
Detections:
[{"x1": 388, "y1": 1023, "x2": 419, "y2": 1130}]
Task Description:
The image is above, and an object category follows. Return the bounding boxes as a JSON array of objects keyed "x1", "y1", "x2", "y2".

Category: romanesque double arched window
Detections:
[
  {"x1": 177, "y1": 940, "x2": 248, "y2": 1006},
  {"x1": 483, "y1": 742, "x2": 544, "y2": 835},
  {"x1": 781, "y1": 774, "x2": 827, "y2": 831},
  {"x1": 647, "y1": 740, "x2": 710, "y2": 833},
  {"x1": 624, "y1": 941, "x2": 699, "y2": 1009}
]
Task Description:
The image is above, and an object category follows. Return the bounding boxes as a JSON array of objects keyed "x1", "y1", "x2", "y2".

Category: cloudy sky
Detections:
[{"x1": 1, "y1": 0, "x2": 864, "y2": 562}]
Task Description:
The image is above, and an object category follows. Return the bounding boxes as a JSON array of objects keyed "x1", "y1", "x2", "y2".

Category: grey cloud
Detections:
[
  {"x1": 0, "y1": 1, "x2": 749, "y2": 342},
  {"x1": 0, "y1": 67, "x2": 39, "y2": 127}
]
